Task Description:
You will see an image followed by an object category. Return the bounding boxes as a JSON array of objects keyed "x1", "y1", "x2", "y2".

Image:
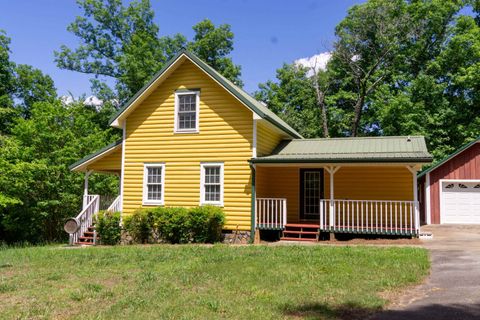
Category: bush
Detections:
[
  {"x1": 155, "y1": 207, "x2": 190, "y2": 244},
  {"x1": 123, "y1": 208, "x2": 155, "y2": 243},
  {"x1": 189, "y1": 205, "x2": 225, "y2": 243},
  {"x1": 95, "y1": 211, "x2": 121, "y2": 245},
  {"x1": 124, "y1": 205, "x2": 226, "y2": 244}
]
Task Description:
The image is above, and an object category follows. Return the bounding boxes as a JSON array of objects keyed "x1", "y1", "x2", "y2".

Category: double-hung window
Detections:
[
  {"x1": 175, "y1": 91, "x2": 199, "y2": 133},
  {"x1": 200, "y1": 163, "x2": 224, "y2": 206},
  {"x1": 143, "y1": 164, "x2": 165, "y2": 205}
]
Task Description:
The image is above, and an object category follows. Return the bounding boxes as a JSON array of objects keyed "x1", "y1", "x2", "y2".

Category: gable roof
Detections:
[
  {"x1": 108, "y1": 49, "x2": 302, "y2": 139},
  {"x1": 251, "y1": 136, "x2": 433, "y2": 163},
  {"x1": 417, "y1": 137, "x2": 480, "y2": 178},
  {"x1": 69, "y1": 140, "x2": 122, "y2": 172}
]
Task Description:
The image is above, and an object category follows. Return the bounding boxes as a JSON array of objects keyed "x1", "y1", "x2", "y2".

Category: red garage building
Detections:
[{"x1": 418, "y1": 137, "x2": 480, "y2": 225}]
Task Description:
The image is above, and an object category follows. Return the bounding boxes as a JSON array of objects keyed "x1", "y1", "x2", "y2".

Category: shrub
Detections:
[
  {"x1": 123, "y1": 208, "x2": 155, "y2": 243},
  {"x1": 123, "y1": 205, "x2": 226, "y2": 244},
  {"x1": 155, "y1": 207, "x2": 190, "y2": 244},
  {"x1": 189, "y1": 205, "x2": 225, "y2": 243},
  {"x1": 95, "y1": 211, "x2": 121, "y2": 245}
]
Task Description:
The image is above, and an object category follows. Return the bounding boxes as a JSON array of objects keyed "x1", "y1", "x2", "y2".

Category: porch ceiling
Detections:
[{"x1": 251, "y1": 136, "x2": 432, "y2": 164}]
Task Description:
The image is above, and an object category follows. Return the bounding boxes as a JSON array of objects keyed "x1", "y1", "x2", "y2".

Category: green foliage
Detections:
[
  {"x1": 95, "y1": 210, "x2": 121, "y2": 245},
  {"x1": 123, "y1": 206, "x2": 226, "y2": 244},
  {"x1": 55, "y1": 0, "x2": 241, "y2": 101},
  {"x1": 0, "y1": 100, "x2": 119, "y2": 243},
  {"x1": 255, "y1": 64, "x2": 321, "y2": 138},
  {"x1": 123, "y1": 208, "x2": 155, "y2": 243},
  {"x1": 188, "y1": 205, "x2": 225, "y2": 243},
  {"x1": 155, "y1": 207, "x2": 191, "y2": 244}
]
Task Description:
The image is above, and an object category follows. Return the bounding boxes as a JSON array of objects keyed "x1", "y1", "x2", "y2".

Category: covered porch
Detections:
[
  {"x1": 65, "y1": 140, "x2": 123, "y2": 245},
  {"x1": 251, "y1": 137, "x2": 432, "y2": 239}
]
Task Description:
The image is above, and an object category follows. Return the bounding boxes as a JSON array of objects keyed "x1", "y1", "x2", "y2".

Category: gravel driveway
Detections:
[{"x1": 372, "y1": 225, "x2": 480, "y2": 320}]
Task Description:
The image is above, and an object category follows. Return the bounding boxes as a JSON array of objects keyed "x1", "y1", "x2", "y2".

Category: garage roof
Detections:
[
  {"x1": 417, "y1": 137, "x2": 480, "y2": 178},
  {"x1": 252, "y1": 136, "x2": 433, "y2": 163}
]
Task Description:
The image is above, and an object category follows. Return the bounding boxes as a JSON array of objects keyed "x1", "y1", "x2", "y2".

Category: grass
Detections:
[{"x1": 0, "y1": 244, "x2": 429, "y2": 319}]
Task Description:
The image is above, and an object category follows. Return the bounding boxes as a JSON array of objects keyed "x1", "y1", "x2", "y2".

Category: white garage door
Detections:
[{"x1": 442, "y1": 181, "x2": 480, "y2": 224}]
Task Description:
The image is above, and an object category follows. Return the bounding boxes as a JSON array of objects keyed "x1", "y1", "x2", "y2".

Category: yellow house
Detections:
[{"x1": 68, "y1": 50, "x2": 432, "y2": 244}]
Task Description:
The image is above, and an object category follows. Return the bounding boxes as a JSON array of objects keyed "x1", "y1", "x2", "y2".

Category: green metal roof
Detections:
[
  {"x1": 109, "y1": 49, "x2": 302, "y2": 139},
  {"x1": 252, "y1": 136, "x2": 433, "y2": 163},
  {"x1": 69, "y1": 140, "x2": 122, "y2": 171},
  {"x1": 417, "y1": 137, "x2": 480, "y2": 178}
]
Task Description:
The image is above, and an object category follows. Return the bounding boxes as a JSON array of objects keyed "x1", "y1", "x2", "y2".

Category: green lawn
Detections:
[{"x1": 0, "y1": 244, "x2": 429, "y2": 320}]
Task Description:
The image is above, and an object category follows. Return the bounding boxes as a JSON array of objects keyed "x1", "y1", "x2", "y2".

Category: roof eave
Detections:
[
  {"x1": 69, "y1": 140, "x2": 123, "y2": 172},
  {"x1": 417, "y1": 138, "x2": 480, "y2": 178},
  {"x1": 250, "y1": 157, "x2": 433, "y2": 164}
]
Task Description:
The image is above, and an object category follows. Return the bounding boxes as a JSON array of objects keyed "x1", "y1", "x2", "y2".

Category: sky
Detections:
[{"x1": 0, "y1": 0, "x2": 364, "y2": 97}]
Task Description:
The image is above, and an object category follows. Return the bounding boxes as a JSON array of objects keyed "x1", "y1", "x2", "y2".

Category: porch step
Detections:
[
  {"x1": 284, "y1": 223, "x2": 320, "y2": 229},
  {"x1": 283, "y1": 230, "x2": 318, "y2": 235},
  {"x1": 280, "y1": 223, "x2": 320, "y2": 242},
  {"x1": 279, "y1": 237, "x2": 318, "y2": 242}
]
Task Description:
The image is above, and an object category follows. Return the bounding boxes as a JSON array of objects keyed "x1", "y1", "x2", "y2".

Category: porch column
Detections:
[
  {"x1": 325, "y1": 166, "x2": 340, "y2": 229},
  {"x1": 250, "y1": 164, "x2": 258, "y2": 243},
  {"x1": 83, "y1": 170, "x2": 92, "y2": 209},
  {"x1": 407, "y1": 166, "x2": 420, "y2": 233}
]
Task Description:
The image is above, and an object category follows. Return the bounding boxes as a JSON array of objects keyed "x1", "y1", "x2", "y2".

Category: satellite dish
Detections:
[{"x1": 64, "y1": 218, "x2": 80, "y2": 234}]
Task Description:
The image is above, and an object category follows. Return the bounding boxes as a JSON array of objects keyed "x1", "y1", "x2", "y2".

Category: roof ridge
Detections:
[{"x1": 289, "y1": 136, "x2": 424, "y2": 141}]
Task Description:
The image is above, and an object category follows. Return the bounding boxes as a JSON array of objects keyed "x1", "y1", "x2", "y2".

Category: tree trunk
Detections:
[
  {"x1": 351, "y1": 95, "x2": 365, "y2": 137},
  {"x1": 313, "y1": 80, "x2": 329, "y2": 138}
]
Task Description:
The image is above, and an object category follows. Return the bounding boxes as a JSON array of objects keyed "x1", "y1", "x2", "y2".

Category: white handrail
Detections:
[
  {"x1": 69, "y1": 195, "x2": 100, "y2": 245},
  {"x1": 256, "y1": 198, "x2": 287, "y2": 230},
  {"x1": 106, "y1": 195, "x2": 121, "y2": 213},
  {"x1": 319, "y1": 199, "x2": 419, "y2": 236}
]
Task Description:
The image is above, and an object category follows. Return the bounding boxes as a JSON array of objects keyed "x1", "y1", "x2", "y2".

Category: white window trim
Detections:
[
  {"x1": 143, "y1": 163, "x2": 165, "y2": 206},
  {"x1": 200, "y1": 162, "x2": 224, "y2": 206},
  {"x1": 174, "y1": 90, "x2": 200, "y2": 133}
]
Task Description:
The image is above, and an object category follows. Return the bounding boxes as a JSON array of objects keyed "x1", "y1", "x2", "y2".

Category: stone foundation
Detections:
[
  {"x1": 223, "y1": 231, "x2": 251, "y2": 244},
  {"x1": 120, "y1": 229, "x2": 251, "y2": 245}
]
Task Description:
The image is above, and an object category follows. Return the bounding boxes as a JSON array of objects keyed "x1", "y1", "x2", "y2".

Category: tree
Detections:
[
  {"x1": 0, "y1": 100, "x2": 119, "y2": 243},
  {"x1": 255, "y1": 64, "x2": 322, "y2": 138},
  {"x1": 14, "y1": 64, "x2": 57, "y2": 119},
  {"x1": 0, "y1": 30, "x2": 16, "y2": 134},
  {"x1": 55, "y1": 0, "x2": 242, "y2": 101},
  {"x1": 330, "y1": 0, "x2": 411, "y2": 136}
]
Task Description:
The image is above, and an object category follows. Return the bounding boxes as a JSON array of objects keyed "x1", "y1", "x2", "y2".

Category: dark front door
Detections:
[{"x1": 300, "y1": 169, "x2": 324, "y2": 220}]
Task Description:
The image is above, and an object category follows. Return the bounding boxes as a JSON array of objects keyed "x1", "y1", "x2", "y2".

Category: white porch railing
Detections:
[
  {"x1": 68, "y1": 195, "x2": 100, "y2": 245},
  {"x1": 106, "y1": 195, "x2": 121, "y2": 213},
  {"x1": 256, "y1": 198, "x2": 287, "y2": 230},
  {"x1": 320, "y1": 199, "x2": 420, "y2": 235}
]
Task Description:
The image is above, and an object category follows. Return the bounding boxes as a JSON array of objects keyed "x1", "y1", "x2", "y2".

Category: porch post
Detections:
[
  {"x1": 326, "y1": 166, "x2": 340, "y2": 230},
  {"x1": 250, "y1": 164, "x2": 257, "y2": 243},
  {"x1": 407, "y1": 166, "x2": 420, "y2": 234},
  {"x1": 83, "y1": 170, "x2": 92, "y2": 209}
]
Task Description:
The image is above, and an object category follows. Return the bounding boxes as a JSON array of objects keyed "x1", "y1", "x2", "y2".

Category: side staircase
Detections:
[
  {"x1": 280, "y1": 223, "x2": 320, "y2": 242},
  {"x1": 76, "y1": 225, "x2": 98, "y2": 245},
  {"x1": 64, "y1": 194, "x2": 121, "y2": 246}
]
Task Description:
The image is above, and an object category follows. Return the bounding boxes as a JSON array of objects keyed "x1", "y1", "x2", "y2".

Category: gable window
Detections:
[
  {"x1": 175, "y1": 90, "x2": 199, "y2": 133},
  {"x1": 143, "y1": 164, "x2": 165, "y2": 205},
  {"x1": 200, "y1": 163, "x2": 224, "y2": 206}
]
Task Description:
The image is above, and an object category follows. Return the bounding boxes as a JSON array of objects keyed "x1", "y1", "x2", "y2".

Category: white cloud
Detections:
[
  {"x1": 60, "y1": 95, "x2": 75, "y2": 105},
  {"x1": 84, "y1": 95, "x2": 103, "y2": 107},
  {"x1": 294, "y1": 52, "x2": 332, "y2": 77}
]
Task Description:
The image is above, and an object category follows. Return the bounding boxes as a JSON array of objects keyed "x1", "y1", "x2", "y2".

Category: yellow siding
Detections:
[
  {"x1": 256, "y1": 121, "x2": 284, "y2": 156},
  {"x1": 256, "y1": 166, "x2": 413, "y2": 222},
  {"x1": 123, "y1": 59, "x2": 253, "y2": 230},
  {"x1": 87, "y1": 147, "x2": 122, "y2": 172}
]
